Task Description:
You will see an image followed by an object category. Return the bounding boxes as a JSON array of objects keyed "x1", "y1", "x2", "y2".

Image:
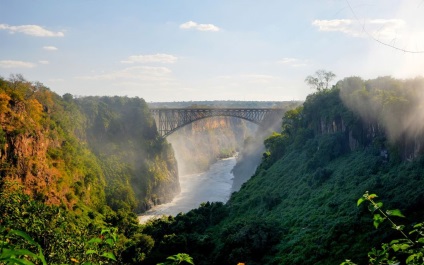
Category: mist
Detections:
[
  {"x1": 167, "y1": 116, "x2": 252, "y2": 176},
  {"x1": 338, "y1": 76, "x2": 424, "y2": 147},
  {"x1": 231, "y1": 115, "x2": 283, "y2": 191}
]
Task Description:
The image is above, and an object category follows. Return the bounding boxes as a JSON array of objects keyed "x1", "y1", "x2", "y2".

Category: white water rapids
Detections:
[{"x1": 138, "y1": 157, "x2": 237, "y2": 223}]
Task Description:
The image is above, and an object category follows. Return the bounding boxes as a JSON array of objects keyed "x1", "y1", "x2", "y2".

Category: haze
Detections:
[{"x1": 1, "y1": 0, "x2": 423, "y2": 101}]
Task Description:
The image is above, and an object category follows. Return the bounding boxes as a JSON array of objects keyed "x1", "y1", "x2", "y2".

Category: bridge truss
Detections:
[{"x1": 150, "y1": 108, "x2": 284, "y2": 137}]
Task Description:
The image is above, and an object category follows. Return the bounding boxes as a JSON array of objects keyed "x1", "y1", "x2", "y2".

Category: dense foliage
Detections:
[
  {"x1": 75, "y1": 96, "x2": 179, "y2": 212},
  {"x1": 1, "y1": 75, "x2": 424, "y2": 264},
  {"x1": 0, "y1": 75, "x2": 106, "y2": 209},
  {"x1": 0, "y1": 75, "x2": 179, "y2": 213},
  {"x1": 0, "y1": 75, "x2": 179, "y2": 263},
  {"x1": 139, "y1": 78, "x2": 424, "y2": 265}
]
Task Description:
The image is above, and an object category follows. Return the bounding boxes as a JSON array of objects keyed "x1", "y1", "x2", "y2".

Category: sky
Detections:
[{"x1": 0, "y1": 0, "x2": 423, "y2": 102}]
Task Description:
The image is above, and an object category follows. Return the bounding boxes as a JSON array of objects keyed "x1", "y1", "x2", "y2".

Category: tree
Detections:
[{"x1": 305, "y1": 69, "x2": 336, "y2": 91}]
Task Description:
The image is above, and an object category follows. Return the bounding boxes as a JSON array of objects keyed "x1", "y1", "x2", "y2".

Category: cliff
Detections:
[
  {"x1": 0, "y1": 77, "x2": 179, "y2": 213},
  {"x1": 75, "y1": 96, "x2": 180, "y2": 212}
]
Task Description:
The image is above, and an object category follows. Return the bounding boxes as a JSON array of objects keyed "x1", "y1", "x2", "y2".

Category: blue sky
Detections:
[{"x1": 1, "y1": 0, "x2": 423, "y2": 102}]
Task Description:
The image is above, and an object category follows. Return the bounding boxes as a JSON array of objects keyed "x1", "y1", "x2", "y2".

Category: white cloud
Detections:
[
  {"x1": 43, "y1": 46, "x2": 58, "y2": 51},
  {"x1": 277, "y1": 57, "x2": 308, "y2": 67},
  {"x1": 0, "y1": 60, "x2": 36, "y2": 68},
  {"x1": 312, "y1": 19, "x2": 406, "y2": 40},
  {"x1": 179, "y1": 21, "x2": 220, "y2": 32},
  {"x1": 38, "y1": 60, "x2": 49, "y2": 64},
  {"x1": 312, "y1": 19, "x2": 357, "y2": 35},
  {"x1": 0, "y1": 24, "x2": 64, "y2": 37},
  {"x1": 121, "y1": 53, "x2": 177, "y2": 64},
  {"x1": 77, "y1": 66, "x2": 172, "y2": 81}
]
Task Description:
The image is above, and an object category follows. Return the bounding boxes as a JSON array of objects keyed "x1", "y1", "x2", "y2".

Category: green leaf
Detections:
[
  {"x1": 85, "y1": 249, "x2": 97, "y2": 255},
  {"x1": 37, "y1": 248, "x2": 47, "y2": 265},
  {"x1": 386, "y1": 209, "x2": 405, "y2": 218},
  {"x1": 1, "y1": 248, "x2": 39, "y2": 259},
  {"x1": 368, "y1": 202, "x2": 383, "y2": 212},
  {"x1": 4, "y1": 257, "x2": 36, "y2": 265},
  {"x1": 368, "y1": 194, "x2": 378, "y2": 199},
  {"x1": 417, "y1": 237, "x2": 424, "y2": 244},
  {"x1": 413, "y1": 223, "x2": 423, "y2": 228},
  {"x1": 406, "y1": 254, "x2": 419, "y2": 264},
  {"x1": 100, "y1": 229, "x2": 110, "y2": 235},
  {"x1": 373, "y1": 214, "x2": 386, "y2": 229},
  {"x1": 391, "y1": 243, "x2": 410, "y2": 252},
  {"x1": 87, "y1": 237, "x2": 102, "y2": 244},
  {"x1": 104, "y1": 238, "x2": 114, "y2": 247},
  {"x1": 357, "y1": 197, "x2": 366, "y2": 206},
  {"x1": 9, "y1": 230, "x2": 39, "y2": 247},
  {"x1": 101, "y1": 252, "x2": 117, "y2": 261}
]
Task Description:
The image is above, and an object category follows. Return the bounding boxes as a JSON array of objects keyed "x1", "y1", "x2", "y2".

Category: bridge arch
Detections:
[{"x1": 150, "y1": 108, "x2": 284, "y2": 138}]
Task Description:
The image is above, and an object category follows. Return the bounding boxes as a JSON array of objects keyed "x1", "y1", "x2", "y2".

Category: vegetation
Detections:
[
  {"x1": 0, "y1": 183, "x2": 147, "y2": 264},
  {"x1": 304, "y1": 69, "x2": 336, "y2": 91},
  {"x1": 1, "y1": 74, "x2": 424, "y2": 264},
  {"x1": 75, "y1": 96, "x2": 179, "y2": 212},
  {"x1": 0, "y1": 75, "x2": 179, "y2": 263},
  {"x1": 341, "y1": 192, "x2": 424, "y2": 264},
  {"x1": 138, "y1": 77, "x2": 424, "y2": 264},
  {"x1": 0, "y1": 75, "x2": 179, "y2": 213}
]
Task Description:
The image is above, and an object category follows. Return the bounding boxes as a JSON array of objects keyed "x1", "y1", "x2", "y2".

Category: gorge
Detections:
[{"x1": 1, "y1": 76, "x2": 424, "y2": 265}]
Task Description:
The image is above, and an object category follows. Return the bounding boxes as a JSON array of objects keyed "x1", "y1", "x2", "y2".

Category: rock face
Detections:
[
  {"x1": 0, "y1": 95, "x2": 90, "y2": 208},
  {"x1": 2, "y1": 130, "x2": 59, "y2": 204},
  {"x1": 313, "y1": 115, "x2": 424, "y2": 160}
]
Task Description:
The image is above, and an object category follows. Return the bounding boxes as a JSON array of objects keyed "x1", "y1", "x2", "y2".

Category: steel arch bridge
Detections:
[{"x1": 150, "y1": 108, "x2": 284, "y2": 138}]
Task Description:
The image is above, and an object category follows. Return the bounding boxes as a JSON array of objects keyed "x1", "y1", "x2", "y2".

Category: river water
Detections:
[{"x1": 139, "y1": 157, "x2": 236, "y2": 223}]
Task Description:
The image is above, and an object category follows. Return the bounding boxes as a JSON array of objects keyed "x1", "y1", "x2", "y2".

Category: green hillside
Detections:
[
  {"x1": 142, "y1": 76, "x2": 424, "y2": 265},
  {"x1": 0, "y1": 76, "x2": 179, "y2": 263}
]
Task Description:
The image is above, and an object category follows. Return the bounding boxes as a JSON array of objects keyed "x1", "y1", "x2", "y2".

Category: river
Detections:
[{"x1": 139, "y1": 157, "x2": 236, "y2": 223}]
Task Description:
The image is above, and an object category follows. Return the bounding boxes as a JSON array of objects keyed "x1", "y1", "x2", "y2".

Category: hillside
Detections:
[
  {"x1": 0, "y1": 76, "x2": 179, "y2": 213},
  {"x1": 75, "y1": 96, "x2": 179, "y2": 212},
  {"x1": 141, "y1": 76, "x2": 424, "y2": 265},
  {"x1": 0, "y1": 76, "x2": 183, "y2": 263}
]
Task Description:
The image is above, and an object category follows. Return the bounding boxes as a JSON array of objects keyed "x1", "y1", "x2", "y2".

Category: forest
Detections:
[{"x1": 1, "y1": 75, "x2": 424, "y2": 264}]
